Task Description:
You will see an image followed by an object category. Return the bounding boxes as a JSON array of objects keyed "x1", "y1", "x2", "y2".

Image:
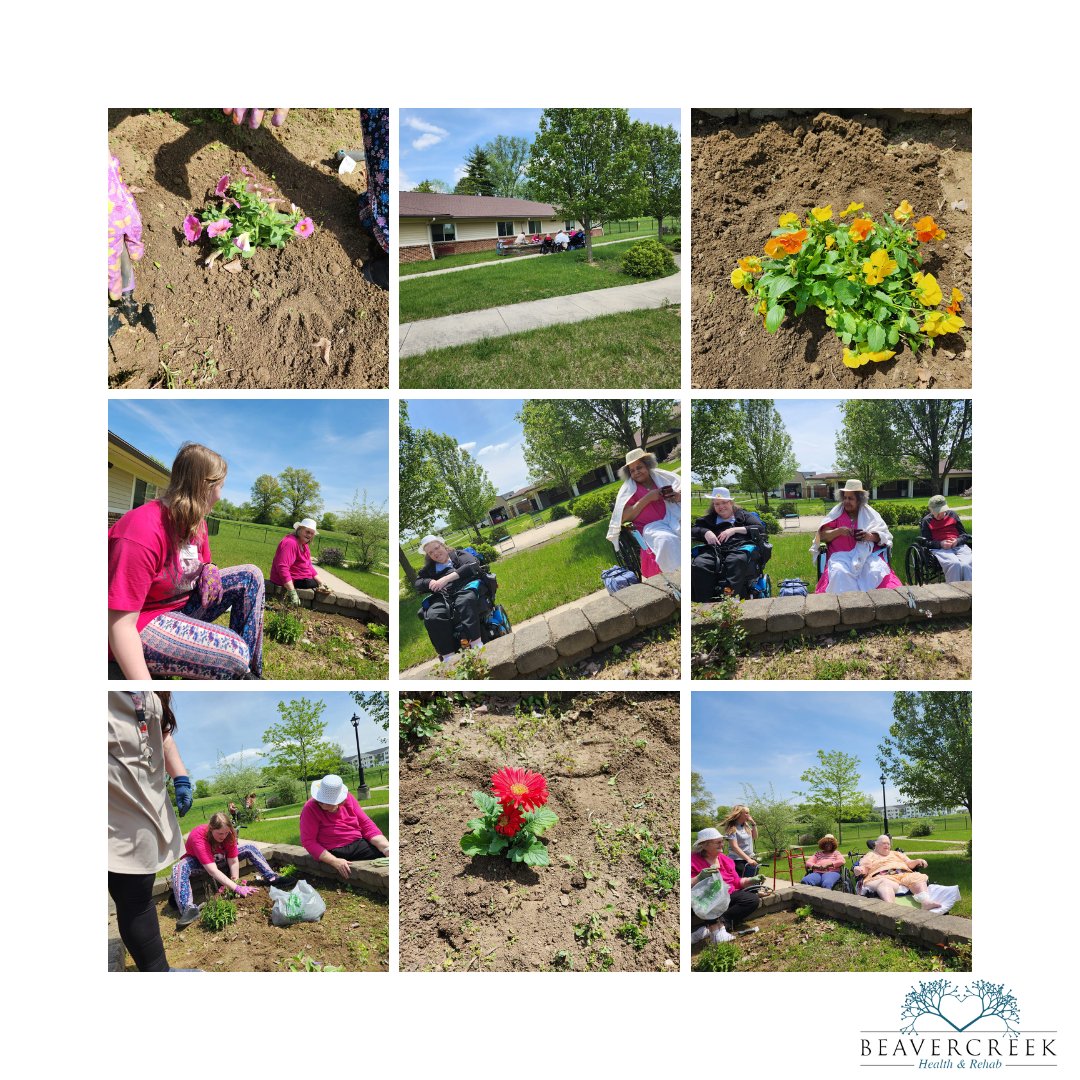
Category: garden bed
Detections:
[
  {"x1": 691, "y1": 109, "x2": 971, "y2": 389},
  {"x1": 261, "y1": 605, "x2": 389, "y2": 680},
  {"x1": 399, "y1": 692, "x2": 680, "y2": 971},
  {"x1": 108, "y1": 108, "x2": 388, "y2": 389}
]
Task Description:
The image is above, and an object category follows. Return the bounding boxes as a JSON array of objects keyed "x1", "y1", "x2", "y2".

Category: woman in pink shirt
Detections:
[
  {"x1": 270, "y1": 518, "x2": 328, "y2": 605},
  {"x1": 108, "y1": 442, "x2": 265, "y2": 679},
  {"x1": 300, "y1": 775, "x2": 390, "y2": 879},
  {"x1": 801, "y1": 833, "x2": 845, "y2": 889},
  {"x1": 169, "y1": 812, "x2": 290, "y2": 926},
  {"x1": 690, "y1": 828, "x2": 763, "y2": 945},
  {"x1": 607, "y1": 448, "x2": 682, "y2": 573}
]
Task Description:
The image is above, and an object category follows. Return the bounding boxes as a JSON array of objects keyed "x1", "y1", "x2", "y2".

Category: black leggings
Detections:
[
  {"x1": 292, "y1": 577, "x2": 320, "y2": 590},
  {"x1": 330, "y1": 838, "x2": 383, "y2": 861},
  {"x1": 108, "y1": 871, "x2": 169, "y2": 972}
]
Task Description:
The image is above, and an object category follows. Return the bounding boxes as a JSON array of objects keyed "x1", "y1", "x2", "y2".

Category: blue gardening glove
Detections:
[{"x1": 173, "y1": 776, "x2": 193, "y2": 817}]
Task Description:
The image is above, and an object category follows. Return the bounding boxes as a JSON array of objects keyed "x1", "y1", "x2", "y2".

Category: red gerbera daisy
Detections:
[
  {"x1": 494, "y1": 805, "x2": 525, "y2": 837},
  {"x1": 491, "y1": 766, "x2": 549, "y2": 812}
]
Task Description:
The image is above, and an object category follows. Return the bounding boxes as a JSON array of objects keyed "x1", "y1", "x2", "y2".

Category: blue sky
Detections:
[
  {"x1": 109, "y1": 399, "x2": 389, "y2": 514},
  {"x1": 692, "y1": 691, "x2": 903, "y2": 807},
  {"x1": 399, "y1": 108, "x2": 681, "y2": 192},
  {"x1": 157, "y1": 691, "x2": 387, "y2": 783}
]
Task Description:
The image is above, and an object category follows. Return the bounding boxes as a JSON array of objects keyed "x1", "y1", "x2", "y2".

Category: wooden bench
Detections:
[{"x1": 495, "y1": 237, "x2": 542, "y2": 257}]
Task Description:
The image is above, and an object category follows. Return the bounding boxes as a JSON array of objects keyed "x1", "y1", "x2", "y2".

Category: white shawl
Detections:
[
  {"x1": 606, "y1": 468, "x2": 681, "y2": 550},
  {"x1": 809, "y1": 500, "x2": 893, "y2": 558}
]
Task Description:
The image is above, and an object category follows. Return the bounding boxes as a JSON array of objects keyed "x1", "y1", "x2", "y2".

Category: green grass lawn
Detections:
[
  {"x1": 399, "y1": 304, "x2": 681, "y2": 389},
  {"x1": 400, "y1": 242, "x2": 678, "y2": 321},
  {"x1": 242, "y1": 807, "x2": 391, "y2": 846},
  {"x1": 689, "y1": 494, "x2": 971, "y2": 517},
  {"x1": 399, "y1": 519, "x2": 619, "y2": 669}
]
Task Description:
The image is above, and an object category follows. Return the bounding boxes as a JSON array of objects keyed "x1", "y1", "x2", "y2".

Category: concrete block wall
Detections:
[
  {"x1": 266, "y1": 580, "x2": 390, "y2": 625},
  {"x1": 692, "y1": 582, "x2": 971, "y2": 646},
  {"x1": 403, "y1": 572, "x2": 680, "y2": 680}
]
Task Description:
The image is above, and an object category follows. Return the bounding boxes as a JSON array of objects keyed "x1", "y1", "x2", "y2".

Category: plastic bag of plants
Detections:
[
  {"x1": 269, "y1": 879, "x2": 326, "y2": 925},
  {"x1": 691, "y1": 872, "x2": 730, "y2": 921}
]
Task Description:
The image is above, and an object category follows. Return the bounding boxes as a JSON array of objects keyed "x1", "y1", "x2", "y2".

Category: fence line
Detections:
[
  {"x1": 210, "y1": 517, "x2": 389, "y2": 565},
  {"x1": 602, "y1": 217, "x2": 681, "y2": 237}
]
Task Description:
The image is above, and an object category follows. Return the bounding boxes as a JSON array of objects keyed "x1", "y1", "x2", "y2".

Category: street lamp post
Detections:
[
  {"x1": 350, "y1": 713, "x2": 370, "y2": 798},
  {"x1": 880, "y1": 774, "x2": 889, "y2": 836}
]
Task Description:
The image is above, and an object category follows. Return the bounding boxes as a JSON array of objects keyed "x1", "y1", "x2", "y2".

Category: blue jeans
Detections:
[{"x1": 801, "y1": 871, "x2": 840, "y2": 889}]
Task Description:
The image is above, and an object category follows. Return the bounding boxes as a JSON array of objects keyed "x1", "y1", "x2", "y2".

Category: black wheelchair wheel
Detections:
[{"x1": 905, "y1": 544, "x2": 923, "y2": 587}]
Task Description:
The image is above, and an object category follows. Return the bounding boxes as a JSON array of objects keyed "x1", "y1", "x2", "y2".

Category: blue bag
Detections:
[{"x1": 601, "y1": 566, "x2": 638, "y2": 594}]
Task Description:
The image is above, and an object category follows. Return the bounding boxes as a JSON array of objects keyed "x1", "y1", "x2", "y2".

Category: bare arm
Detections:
[
  {"x1": 162, "y1": 734, "x2": 188, "y2": 779},
  {"x1": 370, "y1": 834, "x2": 390, "y2": 857},
  {"x1": 108, "y1": 610, "x2": 151, "y2": 680},
  {"x1": 201, "y1": 860, "x2": 240, "y2": 891},
  {"x1": 319, "y1": 850, "x2": 352, "y2": 879},
  {"x1": 622, "y1": 488, "x2": 661, "y2": 522}
]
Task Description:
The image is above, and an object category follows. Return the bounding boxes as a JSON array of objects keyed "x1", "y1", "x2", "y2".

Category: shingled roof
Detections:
[{"x1": 399, "y1": 191, "x2": 561, "y2": 219}]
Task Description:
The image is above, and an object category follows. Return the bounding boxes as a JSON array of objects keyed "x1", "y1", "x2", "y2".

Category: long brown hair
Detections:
[
  {"x1": 159, "y1": 442, "x2": 227, "y2": 547},
  {"x1": 157, "y1": 691, "x2": 177, "y2": 736},
  {"x1": 207, "y1": 811, "x2": 237, "y2": 849}
]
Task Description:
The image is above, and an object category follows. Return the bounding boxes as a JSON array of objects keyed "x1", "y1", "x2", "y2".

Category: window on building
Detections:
[
  {"x1": 496, "y1": 220, "x2": 515, "y2": 237},
  {"x1": 133, "y1": 479, "x2": 149, "y2": 508},
  {"x1": 430, "y1": 222, "x2": 456, "y2": 243},
  {"x1": 565, "y1": 221, "x2": 575, "y2": 231},
  {"x1": 528, "y1": 219, "x2": 542, "y2": 234}
]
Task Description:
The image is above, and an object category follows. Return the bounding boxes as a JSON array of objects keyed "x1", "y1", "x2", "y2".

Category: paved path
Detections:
[
  {"x1": 496, "y1": 516, "x2": 580, "y2": 555},
  {"x1": 313, "y1": 565, "x2": 374, "y2": 600},
  {"x1": 399, "y1": 255, "x2": 681, "y2": 358},
  {"x1": 400, "y1": 235, "x2": 657, "y2": 280}
]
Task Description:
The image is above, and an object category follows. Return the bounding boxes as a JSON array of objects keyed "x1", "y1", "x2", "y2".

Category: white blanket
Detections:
[{"x1": 606, "y1": 468, "x2": 681, "y2": 551}]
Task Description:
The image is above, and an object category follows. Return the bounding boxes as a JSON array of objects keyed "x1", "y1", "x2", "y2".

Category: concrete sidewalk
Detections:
[
  {"x1": 399, "y1": 257, "x2": 681, "y2": 358},
  {"x1": 313, "y1": 566, "x2": 374, "y2": 600}
]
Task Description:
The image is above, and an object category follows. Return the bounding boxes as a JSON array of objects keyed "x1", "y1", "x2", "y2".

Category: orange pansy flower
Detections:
[
  {"x1": 764, "y1": 229, "x2": 808, "y2": 259},
  {"x1": 914, "y1": 215, "x2": 946, "y2": 242},
  {"x1": 848, "y1": 218, "x2": 874, "y2": 242}
]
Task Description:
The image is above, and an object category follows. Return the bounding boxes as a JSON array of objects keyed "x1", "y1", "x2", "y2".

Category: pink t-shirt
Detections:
[
  {"x1": 270, "y1": 533, "x2": 315, "y2": 587},
  {"x1": 629, "y1": 483, "x2": 667, "y2": 527},
  {"x1": 108, "y1": 501, "x2": 211, "y2": 632},
  {"x1": 825, "y1": 510, "x2": 858, "y2": 554},
  {"x1": 299, "y1": 794, "x2": 383, "y2": 860},
  {"x1": 185, "y1": 823, "x2": 238, "y2": 864},
  {"x1": 691, "y1": 850, "x2": 741, "y2": 892}
]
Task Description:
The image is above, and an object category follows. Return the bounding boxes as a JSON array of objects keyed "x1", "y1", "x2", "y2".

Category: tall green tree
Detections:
[
  {"x1": 517, "y1": 399, "x2": 604, "y2": 496},
  {"x1": 483, "y1": 134, "x2": 531, "y2": 198},
  {"x1": 277, "y1": 467, "x2": 323, "y2": 522},
  {"x1": 878, "y1": 692, "x2": 972, "y2": 814},
  {"x1": 350, "y1": 690, "x2": 390, "y2": 732},
  {"x1": 797, "y1": 749, "x2": 867, "y2": 845},
  {"x1": 690, "y1": 399, "x2": 742, "y2": 488},
  {"x1": 888, "y1": 400, "x2": 972, "y2": 495},
  {"x1": 210, "y1": 750, "x2": 264, "y2": 800},
  {"x1": 338, "y1": 489, "x2": 388, "y2": 572},
  {"x1": 529, "y1": 108, "x2": 646, "y2": 261},
  {"x1": 569, "y1": 399, "x2": 678, "y2": 460},
  {"x1": 250, "y1": 474, "x2": 284, "y2": 524},
  {"x1": 262, "y1": 697, "x2": 337, "y2": 784},
  {"x1": 634, "y1": 121, "x2": 681, "y2": 242},
  {"x1": 834, "y1": 400, "x2": 903, "y2": 493},
  {"x1": 398, "y1": 402, "x2": 447, "y2": 582},
  {"x1": 455, "y1": 145, "x2": 495, "y2": 196},
  {"x1": 426, "y1": 432, "x2": 498, "y2": 543},
  {"x1": 690, "y1": 771, "x2": 716, "y2": 834},
  {"x1": 734, "y1": 399, "x2": 797, "y2": 508},
  {"x1": 741, "y1": 783, "x2": 799, "y2": 857}
]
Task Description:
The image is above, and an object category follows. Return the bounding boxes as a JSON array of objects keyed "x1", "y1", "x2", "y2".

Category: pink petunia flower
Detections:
[
  {"x1": 294, "y1": 217, "x2": 314, "y2": 238},
  {"x1": 234, "y1": 232, "x2": 251, "y2": 253},
  {"x1": 206, "y1": 218, "x2": 232, "y2": 238},
  {"x1": 240, "y1": 166, "x2": 253, "y2": 177},
  {"x1": 182, "y1": 214, "x2": 203, "y2": 243},
  {"x1": 215, "y1": 175, "x2": 231, "y2": 197}
]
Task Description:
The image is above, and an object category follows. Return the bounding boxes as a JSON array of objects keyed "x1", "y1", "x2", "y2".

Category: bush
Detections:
[
  {"x1": 272, "y1": 776, "x2": 302, "y2": 806},
  {"x1": 777, "y1": 501, "x2": 797, "y2": 517},
  {"x1": 571, "y1": 489, "x2": 616, "y2": 524},
  {"x1": 194, "y1": 779, "x2": 211, "y2": 799},
  {"x1": 266, "y1": 608, "x2": 304, "y2": 645},
  {"x1": 549, "y1": 504, "x2": 571, "y2": 521},
  {"x1": 797, "y1": 832, "x2": 819, "y2": 846},
  {"x1": 908, "y1": 819, "x2": 934, "y2": 837},
  {"x1": 317, "y1": 546, "x2": 345, "y2": 567},
  {"x1": 472, "y1": 541, "x2": 498, "y2": 564},
  {"x1": 758, "y1": 512, "x2": 780, "y2": 535},
  {"x1": 338, "y1": 489, "x2": 388, "y2": 572},
  {"x1": 875, "y1": 501, "x2": 924, "y2": 528},
  {"x1": 621, "y1": 238, "x2": 675, "y2": 280},
  {"x1": 695, "y1": 941, "x2": 739, "y2": 972},
  {"x1": 201, "y1": 897, "x2": 237, "y2": 931}
]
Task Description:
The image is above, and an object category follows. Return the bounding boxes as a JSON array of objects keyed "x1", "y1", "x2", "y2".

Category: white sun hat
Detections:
[
  {"x1": 710, "y1": 487, "x2": 733, "y2": 500},
  {"x1": 311, "y1": 774, "x2": 349, "y2": 805},
  {"x1": 418, "y1": 534, "x2": 445, "y2": 554},
  {"x1": 293, "y1": 518, "x2": 318, "y2": 533}
]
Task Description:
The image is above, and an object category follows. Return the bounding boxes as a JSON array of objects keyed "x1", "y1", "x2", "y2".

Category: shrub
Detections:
[
  {"x1": 777, "y1": 501, "x2": 797, "y2": 517},
  {"x1": 964, "y1": 838, "x2": 972, "y2": 858},
  {"x1": 621, "y1": 238, "x2": 675, "y2": 279},
  {"x1": 399, "y1": 696, "x2": 453, "y2": 746},
  {"x1": 272, "y1": 777, "x2": 302, "y2": 806},
  {"x1": 201, "y1": 897, "x2": 237, "y2": 931},
  {"x1": 317, "y1": 546, "x2": 345, "y2": 567},
  {"x1": 571, "y1": 489, "x2": 616, "y2": 524},
  {"x1": 338, "y1": 489, "x2": 388, "y2": 572},
  {"x1": 695, "y1": 941, "x2": 739, "y2": 972},
  {"x1": 472, "y1": 541, "x2": 498, "y2": 564},
  {"x1": 908, "y1": 819, "x2": 933, "y2": 837},
  {"x1": 549, "y1": 504, "x2": 571, "y2": 521},
  {"x1": 758, "y1": 512, "x2": 780, "y2": 535},
  {"x1": 266, "y1": 608, "x2": 304, "y2": 645}
]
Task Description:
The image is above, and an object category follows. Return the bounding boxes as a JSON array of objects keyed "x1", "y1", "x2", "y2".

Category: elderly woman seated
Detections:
[
  {"x1": 606, "y1": 449, "x2": 681, "y2": 573},
  {"x1": 690, "y1": 487, "x2": 767, "y2": 601},
  {"x1": 920, "y1": 495, "x2": 972, "y2": 582},
  {"x1": 800, "y1": 834, "x2": 845, "y2": 889},
  {"x1": 270, "y1": 518, "x2": 329, "y2": 604},
  {"x1": 813, "y1": 479, "x2": 902, "y2": 594},
  {"x1": 855, "y1": 835, "x2": 940, "y2": 909},
  {"x1": 414, "y1": 535, "x2": 484, "y2": 662},
  {"x1": 299, "y1": 774, "x2": 389, "y2": 880}
]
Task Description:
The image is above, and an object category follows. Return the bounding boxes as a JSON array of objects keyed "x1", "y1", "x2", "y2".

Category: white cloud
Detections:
[
  {"x1": 452, "y1": 164, "x2": 468, "y2": 182},
  {"x1": 405, "y1": 116, "x2": 448, "y2": 151},
  {"x1": 477, "y1": 441, "x2": 511, "y2": 457},
  {"x1": 458, "y1": 441, "x2": 477, "y2": 452}
]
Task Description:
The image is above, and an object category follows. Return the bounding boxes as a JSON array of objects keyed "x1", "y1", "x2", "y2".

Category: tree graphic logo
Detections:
[{"x1": 899, "y1": 979, "x2": 1020, "y2": 1036}]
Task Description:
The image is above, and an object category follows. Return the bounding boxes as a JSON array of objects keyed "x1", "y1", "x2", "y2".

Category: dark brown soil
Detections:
[
  {"x1": 399, "y1": 692, "x2": 680, "y2": 972},
  {"x1": 691, "y1": 109, "x2": 972, "y2": 389},
  {"x1": 108, "y1": 108, "x2": 388, "y2": 389},
  {"x1": 556, "y1": 623, "x2": 680, "y2": 680},
  {"x1": 142, "y1": 879, "x2": 389, "y2": 972},
  {"x1": 262, "y1": 604, "x2": 390, "y2": 680}
]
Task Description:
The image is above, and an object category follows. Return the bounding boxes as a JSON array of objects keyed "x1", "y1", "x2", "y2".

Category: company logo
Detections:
[{"x1": 860, "y1": 980, "x2": 1057, "y2": 1068}]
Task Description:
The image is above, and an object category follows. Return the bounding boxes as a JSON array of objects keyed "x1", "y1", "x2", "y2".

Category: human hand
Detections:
[
  {"x1": 704, "y1": 530, "x2": 719, "y2": 546},
  {"x1": 942, "y1": 537, "x2": 957, "y2": 548},
  {"x1": 234, "y1": 884, "x2": 256, "y2": 897},
  {"x1": 288, "y1": 589, "x2": 302, "y2": 607},
  {"x1": 718, "y1": 528, "x2": 737, "y2": 543},
  {"x1": 333, "y1": 856, "x2": 352, "y2": 879},
  {"x1": 108, "y1": 156, "x2": 145, "y2": 300},
  {"x1": 222, "y1": 108, "x2": 290, "y2": 129},
  {"x1": 429, "y1": 578, "x2": 447, "y2": 593},
  {"x1": 173, "y1": 775, "x2": 193, "y2": 817}
]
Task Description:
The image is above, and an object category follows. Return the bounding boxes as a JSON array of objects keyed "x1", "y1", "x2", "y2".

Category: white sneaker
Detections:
[
  {"x1": 690, "y1": 926, "x2": 709, "y2": 944},
  {"x1": 712, "y1": 927, "x2": 735, "y2": 944}
]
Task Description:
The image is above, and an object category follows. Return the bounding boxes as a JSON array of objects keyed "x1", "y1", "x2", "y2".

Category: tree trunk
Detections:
[
  {"x1": 398, "y1": 545, "x2": 417, "y2": 583},
  {"x1": 584, "y1": 216, "x2": 593, "y2": 262},
  {"x1": 656, "y1": 214, "x2": 664, "y2": 242}
]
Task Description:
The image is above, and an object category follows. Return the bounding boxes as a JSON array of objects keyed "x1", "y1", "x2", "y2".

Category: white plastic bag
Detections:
[
  {"x1": 691, "y1": 871, "x2": 730, "y2": 921},
  {"x1": 269, "y1": 879, "x2": 326, "y2": 925}
]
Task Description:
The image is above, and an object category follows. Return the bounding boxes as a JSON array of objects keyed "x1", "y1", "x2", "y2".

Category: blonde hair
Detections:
[
  {"x1": 719, "y1": 805, "x2": 751, "y2": 831},
  {"x1": 207, "y1": 811, "x2": 237, "y2": 849},
  {"x1": 159, "y1": 443, "x2": 227, "y2": 546}
]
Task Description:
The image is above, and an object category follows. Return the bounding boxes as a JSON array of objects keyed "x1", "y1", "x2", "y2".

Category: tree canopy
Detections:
[
  {"x1": 834, "y1": 400, "x2": 903, "y2": 492},
  {"x1": 350, "y1": 690, "x2": 390, "y2": 734},
  {"x1": 412, "y1": 178, "x2": 449, "y2": 193},
  {"x1": 735, "y1": 399, "x2": 797, "y2": 508},
  {"x1": 250, "y1": 474, "x2": 284, "y2": 524},
  {"x1": 889, "y1": 400, "x2": 972, "y2": 495},
  {"x1": 634, "y1": 121, "x2": 681, "y2": 241},
  {"x1": 517, "y1": 399, "x2": 605, "y2": 495},
  {"x1": 483, "y1": 134, "x2": 531, "y2": 198},
  {"x1": 278, "y1": 466, "x2": 323, "y2": 522},
  {"x1": 426, "y1": 432, "x2": 498, "y2": 543},
  {"x1": 398, "y1": 402, "x2": 447, "y2": 580},
  {"x1": 690, "y1": 399, "x2": 742, "y2": 488},
  {"x1": 797, "y1": 749, "x2": 868, "y2": 845},
  {"x1": 455, "y1": 145, "x2": 495, "y2": 196},
  {"x1": 262, "y1": 697, "x2": 340, "y2": 784}
]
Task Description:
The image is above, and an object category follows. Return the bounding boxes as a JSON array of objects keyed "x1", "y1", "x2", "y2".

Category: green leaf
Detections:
[
  {"x1": 768, "y1": 275, "x2": 798, "y2": 303},
  {"x1": 867, "y1": 323, "x2": 886, "y2": 352},
  {"x1": 465, "y1": 817, "x2": 486, "y2": 834},
  {"x1": 765, "y1": 305, "x2": 785, "y2": 333},
  {"x1": 525, "y1": 807, "x2": 558, "y2": 835},
  {"x1": 833, "y1": 279, "x2": 858, "y2": 306},
  {"x1": 839, "y1": 312, "x2": 857, "y2": 336},
  {"x1": 887, "y1": 324, "x2": 900, "y2": 346},
  {"x1": 872, "y1": 290, "x2": 894, "y2": 305},
  {"x1": 471, "y1": 791, "x2": 499, "y2": 815},
  {"x1": 460, "y1": 831, "x2": 488, "y2": 856},
  {"x1": 901, "y1": 314, "x2": 920, "y2": 334},
  {"x1": 486, "y1": 833, "x2": 510, "y2": 855},
  {"x1": 511, "y1": 838, "x2": 551, "y2": 866},
  {"x1": 895, "y1": 248, "x2": 908, "y2": 270}
]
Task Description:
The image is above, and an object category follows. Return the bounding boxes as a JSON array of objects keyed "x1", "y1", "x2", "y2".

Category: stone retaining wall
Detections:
[
  {"x1": 692, "y1": 582, "x2": 971, "y2": 646},
  {"x1": 403, "y1": 572, "x2": 681, "y2": 680},
  {"x1": 266, "y1": 581, "x2": 389, "y2": 625}
]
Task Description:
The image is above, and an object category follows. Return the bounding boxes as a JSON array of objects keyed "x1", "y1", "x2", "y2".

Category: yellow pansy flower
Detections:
[
  {"x1": 894, "y1": 200, "x2": 914, "y2": 221},
  {"x1": 843, "y1": 347, "x2": 896, "y2": 369},
  {"x1": 945, "y1": 287, "x2": 964, "y2": 315},
  {"x1": 811, "y1": 205, "x2": 833, "y2": 222},
  {"x1": 731, "y1": 268, "x2": 748, "y2": 289},
  {"x1": 862, "y1": 249, "x2": 898, "y2": 286},
  {"x1": 911, "y1": 271, "x2": 943, "y2": 307},
  {"x1": 840, "y1": 202, "x2": 864, "y2": 217},
  {"x1": 921, "y1": 311, "x2": 965, "y2": 337},
  {"x1": 825, "y1": 235, "x2": 836, "y2": 249},
  {"x1": 779, "y1": 212, "x2": 800, "y2": 227}
]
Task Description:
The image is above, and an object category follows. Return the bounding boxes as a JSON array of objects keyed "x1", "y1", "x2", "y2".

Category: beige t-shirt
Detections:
[{"x1": 108, "y1": 691, "x2": 183, "y2": 874}]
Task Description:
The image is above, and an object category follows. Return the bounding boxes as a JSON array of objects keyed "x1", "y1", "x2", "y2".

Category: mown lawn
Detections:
[
  {"x1": 399, "y1": 304, "x2": 681, "y2": 389},
  {"x1": 398, "y1": 519, "x2": 619, "y2": 670},
  {"x1": 399, "y1": 242, "x2": 678, "y2": 322},
  {"x1": 241, "y1": 806, "x2": 390, "y2": 846}
]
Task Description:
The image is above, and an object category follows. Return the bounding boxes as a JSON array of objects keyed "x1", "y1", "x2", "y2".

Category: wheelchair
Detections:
[
  {"x1": 416, "y1": 546, "x2": 512, "y2": 656},
  {"x1": 904, "y1": 535, "x2": 972, "y2": 586},
  {"x1": 690, "y1": 511, "x2": 772, "y2": 601},
  {"x1": 815, "y1": 539, "x2": 893, "y2": 587}
]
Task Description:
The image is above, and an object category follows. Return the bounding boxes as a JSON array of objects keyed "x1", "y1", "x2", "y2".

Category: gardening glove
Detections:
[
  {"x1": 196, "y1": 563, "x2": 223, "y2": 609},
  {"x1": 288, "y1": 588, "x2": 302, "y2": 607},
  {"x1": 233, "y1": 885, "x2": 256, "y2": 897},
  {"x1": 222, "y1": 108, "x2": 289, "y2": 129},
  {"x1": 173, "y1": 776, "x2": 193, "y2": 817},
  {"x1": 108, "y1": 155, "x2": 145, "y2": 300}
]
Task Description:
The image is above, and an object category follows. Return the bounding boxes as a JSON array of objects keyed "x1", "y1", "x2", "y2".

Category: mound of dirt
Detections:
[
  {"x1": 691, "y1": 109, "x2": 972, "y2": 389},
  {"x1": 108, "y1": 108, "x2": 388, "y2": 389},
  {"x1": 399, "y1": 692, "x2": 680, "y2": 971}
]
